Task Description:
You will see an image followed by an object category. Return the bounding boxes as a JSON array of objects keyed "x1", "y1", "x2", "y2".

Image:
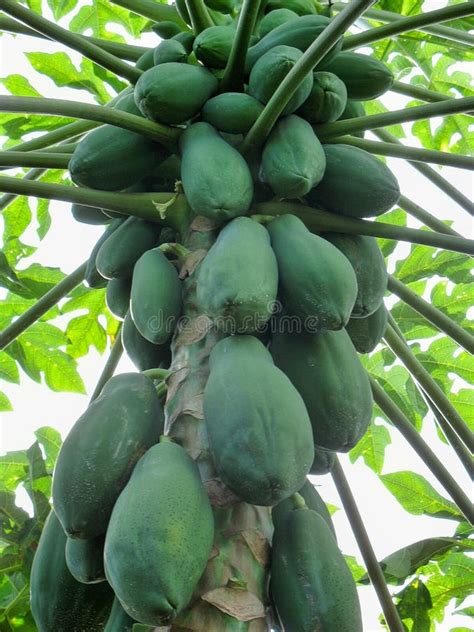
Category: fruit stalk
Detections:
[
  {"x1": 391, "y1": 80, "x2": 465, "y2": 105},
  {"x1": 184, "y1": 0, "x2": 214, "y2": 32},
  {"x1": 0, "y1": 150, "x2": 71, "y2": 170},
  {"x1": 398, "y1": 195, "x2": 460, "y2": 237},
  {"x1": 108, "y1": 0, "x2": 188, "y2": 29},
  {"x1": 89, "y1": 328, "x2": 124, "y2": 402}
]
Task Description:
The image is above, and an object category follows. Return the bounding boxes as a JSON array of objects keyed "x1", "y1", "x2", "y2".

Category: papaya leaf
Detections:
[
  {"x1": 376, "y1": 207, "x2": 407, "y2": 258},
  {"x1": 23, "y1": 443, "x2": 51, "y2": 523},
  {"x1": 449, "y1": 390, "x2": 473, "y2": 431},
  {"x1": 344, "y1": 555, "x2": 367, "y2": 582},
  {"x1": 62, "y1": 286, "x2": 108, "y2": 357},
  {"x1": 2, "y1": 197, "x2": 32, "y2": 245},
  {"x1": 349, "y1": 419, "x2": 391, "y2": 474},
  {"x1": 453, "y1": 606, "x2": 474, "y2": 619},
  {"x1": 412, "y1": 338, "x2": 473, "y2": 396},
  {"x1": 11, "y1": 264, "x2": 65, "y2": 300},
  {"x1": 395, "y1": 246, "x2": 473, "y2": 285},
  {"x1": 0, "y1": 453, "x2": 29, "y2": 493},
  {"x1": 394, "y1": 579, "x2": 432, "y2": 632},
  {"x1": 34, "y1": 427, "x2": 62, "y2": 476},
  {"x1": 70, "y1": 0, "x2": 149, "y2": 40},
  {"x1": 47, "y1": 0, "x2": 79, "y2": 20},
  {"x1": 0, "y1": 353, "x2": 19, "y2": 385}
]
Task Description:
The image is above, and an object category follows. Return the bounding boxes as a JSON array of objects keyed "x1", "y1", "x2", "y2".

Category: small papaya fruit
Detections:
[
  {"x1": 122, "y1": 312, "x2": 171, "y2": 371},
  {"x1": 65, "y1": 534, "x2": 106, "y2": 584},
  {"x1": 106, "y1": 277, "x2": 131, "y2": 320},
  {"x1": 135, "y1": 48, "x2": 155, "y2": 71},
  {"x1": 71, "y1": 203, "x2": 110, "y2": 225},
  {"x1": 321, "y1": 51, "x2": 394, "y2": 100},
  {"x1": 105, "y1": 598, "x2": 136, "y2": 632},
  {"x1": 193, "y1": 25, "x2": 235, "y2": 69},
  {"x1": 310, "y1": 446, "x2": 336, "y2": 475},
  {"x1": 152, "y1": 20, "x2": 183, "y2": 39},
  {"x1": 153, "y1": 38, "x2": 188, "y2": 64},
  {"x1": 172, "y1": 30, "x2": 195, "y2": 53},
  {"x1": 258, "y1": 8, "x2": 299, "y2": 38},
  {"x1": 346, "y1": 302, "x2": 388, "y2": 354},
  {"x1": 85, "y1": 219, "x2": 124, "y2": 289},
  {"x1": 202, "y1": 92, "x2": 264, "y2": 134},
  {"x1": 297, "y1": 70, "x2": 347, "y2": 124},
  {"x1": 265, "y1": 0, "x2": 317, "y2": 15}
]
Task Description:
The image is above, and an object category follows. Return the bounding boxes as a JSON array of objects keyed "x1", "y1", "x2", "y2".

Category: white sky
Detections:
[{"x1": 0, "y1": 8, "x2": 472, "y2": 631}]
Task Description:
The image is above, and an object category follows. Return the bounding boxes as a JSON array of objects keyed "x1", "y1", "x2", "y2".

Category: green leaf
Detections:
[
  {"x1": 23, "y1": 443, "x2": 51, "y2": 522},
  {"x1": 423, "y1": 552, "x2": 474, "y2": 622},
  {"x1": 395, "y1": 246, "x2": 472, "y2": 285},
  {"x1": 69, "y1": 0, "x2": 149, "y2": 39},
  {"x1": 376, "y1": 207, "x2": 407, "y2": 258},
  {"x1": 47, "y1": 0, "x2": 79, "y2": 20},
  {"x1": 395, "y1": 579, "x2": 432, "y2": 632},
  {"x1": 0, "y1": 392, "x2": 12, "y2": 412},
  {"x1": 349, "y1": 419, "x2": 391, "y2": 473},
  {"x1": 344, "y1": 555, "x2": 367, "y2": 582},
  {"x1": 34, "y1": 427, "x2": 62, "y2": 475},
  {"x1": 0, "y1": 353, "x2": 19, "y2": 384},
  {"x1": 62, "y1": 287, "x2": 108, "y2": 358},
  {"x1": 0, "y1": 452, "x2": 29, "y2": 492}
]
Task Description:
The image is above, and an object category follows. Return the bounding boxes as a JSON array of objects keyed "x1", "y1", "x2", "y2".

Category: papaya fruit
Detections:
[
  {"x1": 144, "y1": 154, "x2": 181, "y2": 192},
  {"x1": 202, "y1": 92, "x2": 264, "y2": 134},
  {"x1": 260, "y1": 114, "x2": 326, "y2": 197},
  {"x1": 153, "y1": 38, "x2": 188, "y2": 64},
  {"x1": 258, "y1": 8, "x2": 299, "y2": 37},
  {"x1": 193, "y1": 25, "x2": 234, "y2": 69},
  {"x1": 249, "y1": 45, "x2": 313, "y2": 115},
  {"x1": 346, "y1": 302, "x2": 388, "y2": 354},
  {"x1": 322, "y1": 233, "x2": 387, "y2": 318},
  {"x1": 270, "y1": 328, "x2": 373, "y2": 451},
  {"x1": 203, "y1": 335, "x2": 314, "y2": 506},
  {"x1": 320, "y1": 51, "x2": 394, "y2": 100},
  {"x1": 85, "y1": 219, "x2": 124, "y2": 289},
  {"x1": 179, "y1": 122, "x2": 254, "y2": 222},
  {"x1": 53, "y1": 373, "x2": 163, "y2": 539},
  {"x1": 71, "y1": 203, "x2": 110, "y2": 225},
  {"x1": 30, "y1": 510, "x2": 114, "y2": 632},
  {"x1": 172, "y1": 30, "x2": 195, "y2": 53},
  {"x1": 297, "y1": 70, "x2": 347, "y2": 124},
  {"x1": 196, "y1": 217, "x2": 278, "y2": 333},
  {"x1": 130, "y1": 247, "x2": 182, "y2": 344},
  {"x1": 104, "y1": 440, "x2": 215, "y2": 626},
  {"x1": 105, "y1": 598, "x2": 136, "y2": 632},
  {"x1": 270, "y1": 504, "x2": 362, "y2": 631},
  {"x1": 152, "y1": 20, "x2": 183, "y2": 39},
  {"x1": 122, "y1": 312, "x2": 171, "y2": 370},
  {"x1": 306, "y1": 144, "x2": 400, "y2": 218},
  {"x1": 106, "y1": 277, "x2": 131, "y2": 320},
  {"x1": 134, "y1": 63, "x2": 218, "y2": 125},
  {"x1": 112, "y1": 92, "x2": 142, "y2": 115},
  {"x1": 265, "y1": 0, "x2": 317, "y2": 15},
  {"x1": 246, "y1": 15, "x2": 341, "y2": 72},
  {"x1": 267, "y1": 215, "x2": 358, "y2": 330},
  {"x1": 65, "y1": 534, "x2": 106, "y2": 584},
  {"x1": 338, "y1": 98, "x2": 366, "y2": 137},
  {"x1": 135, "y1": 48, "x2": 155, "y2": 71},
  {"x1": 96, "y1": 216, "x2": 159, "y2": 280},
  {"x1": 204, "y1": 0, "x2": 236, "y2": 13},
  {"x1": 310, "y1": 446, "x2": 336, "y2": 475}
]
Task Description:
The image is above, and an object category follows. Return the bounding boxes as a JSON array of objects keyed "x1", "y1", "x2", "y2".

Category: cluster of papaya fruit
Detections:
[{"x1": 30, "y1": 0, "x2": 402, "y2": 630}]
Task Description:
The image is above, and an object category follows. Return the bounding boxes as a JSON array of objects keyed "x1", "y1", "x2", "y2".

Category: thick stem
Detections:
[
  {"x1": 0, "y1": 151, "x2": 71, "y2": 170},
  {"x1": 0, "y1": 262, "x2": 87, "y2": 351},
  {"x1": 108, "y1": 0, "x2": 188, "y2": 29},
  {"x1": 398, "y1": 195, "x2": 460, "y2": 237},
  {"x1": 8, "y1": 120, "x2": 99, "y2": 153},
  {"x1": 0, "y1": 168, "x2": 45, "y2": 212},
  {"x1": 370, "y1": 376, "x2": 473, "y2": 524},
  {"x1": 388, "y1": 276, "x2": 474, "y2": 354},
  {"x1": 89, "y1": 327, "x2": 124, "y2": 402},
  {"x1": 241, "y1": 0, "x2": 377, "y2": 156},
  {"x1": 327, "y1": 135, "x2": 474, "y2": 170},
  {"x1": 391, "y1": 80, "x2": 456, "y2": 104},
  {"x1": 0, "y1": 0, "x2": 142, "y2": 84},
  {"x1": 331, "y1": 459, "x2": 405, "y2": 632},
  {"x1": 184, "y1": 0, "x2": 214, "y2": 33}
]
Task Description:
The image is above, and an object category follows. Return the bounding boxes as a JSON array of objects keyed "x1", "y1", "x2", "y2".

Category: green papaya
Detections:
[
  {"x1": 122, "y1": 312, "x2": 171, "y2": 370},
  {"x1": 106, "y1": 277, "x2": 131, "y2": 320},
  {"x1": 193, "y1": 25, "x2": 234, "y2": 69},
  {"x1": 196, "y1": 217, "x2": 278, "y2": 333},
  {"x1": 297, "y1": 70, "x2": 347, "y2": 124},
  {"x1": 203, "y1": 336, "x2": 314, "y2": 506},
  {"x1": 104, "y1": 440, "x2": 215, "y2": 626},
  {"x1": 153, "y1": 38, "x2": 188, "y2": 64},
  {"x1": 260, "y1": 114, "x2": 326, "y2": 197},
  {"x1": 270, "y1": 505, "x2": 362, "y2": 631},
  {"x1": 135, "y1": 48, "x2": 155, "y2": 71},
  {"x1": 85, "y1": 219, "x2": 124, "y2": 289},
  {"x1": 172, "y1": 30, "x2": 195, "y2": 53},
  {"x1": 346, "y1": 303, "x2": 388, "y2": 354},
  {"x1": 53, "y1": 373, "x2": 163, "y2": 539},
  {"x1": 246, "y1": 15, "x2": 341, "y2": 72},
  {"x1": 322, "y1": 233, "x2": 387, "y2": 318},
  {"x1": 267, "y1": 215, "x2": 358, "y2": 330},
  {"x1": 320, "y1": 51, "x2": 394, "y2": 100},
  {"x1": 310, "y1": 446, "x2": 336, "y2": 475},
  {"x1": 65, "y1": 534, "x2": 106, "y2": 584},
  {"x1": 130, "y1": 247, "x2": 182, "y2": 344},
  {"x1": 96, "y1": 216, "x2": 159, "y2": 280},
  {"x1": 204, "y1": 0, "x2": 236, "y2": 13},
  {"x1": 338, "y1": 98, "x2": 366, "y2": 137},
  {"x1": 144, "y1": 154, "x2": 181, "y2": 192},
  {"x1": 201, "y1": 92, "x2": 264, "y2": 134},
  {"x1": 71, "y1": 203, "x2": 110, "y2": 225},
  {"x1": 249, "y1": 45, "x2": 313, "y2": 115},
  {"x1": 152, "y1": 20, "x2": 183, "y2": 38},
  {"x1": 306, "y1": 144, "x2": 400, "y2": 218},
  {"x1": 134, "y1": 63, "x2": 218, "y2": 124},
  {"x1": 270, "y1": 328, "x2": 373, "y2": 451},
  {"x1": 265, "y1": 0, "x2": 317, "y2": 15},
  {"x1": 30, "y1": 511, "x2": 114, "y2": 632},
  {"x1": 112, "y1": 92, "x2": 142, "y2": 115},
  {"x1": 179, "y1": 122, "x2": 253, "y2": 222},
  {"x1": 105, "y1": 598, "x2": 136, "y2": 632},
  {"x1": 258, "y1": 8, "x2": 299, "y2": 37}
]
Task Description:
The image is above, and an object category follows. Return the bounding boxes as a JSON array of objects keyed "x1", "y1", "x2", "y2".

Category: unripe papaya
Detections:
[
  {"x1": 85, "y1": 219, "x2": 124, "y2": 289},
  {"x1": 71, "y1": 203, "x2": 110, "y2": 225},
  {"x1": 338, "y1": 98, "x2": 366, "y2": 137},
  {"x1": 153, "y1": 38, "x2": 188, "y2": 64},
  {"x1": 53, "y1": 373, "x2": 164, "y2": 539},
  {"x1": 134, "y1": 63, "x2": 218, "y2": 124},
  {"x1": 172, "y1": 30, "x2": 195, "y2": 53},
  {"x1": 104, "y1": 440, "x2": 215, "y2": 626},
  {"x1": 265, "y1": 0, "x2": 317, "y2": 15},
  {"x1": 106, "y1": 277, "x2": 131, "y2": 320},
  {"x1": 144, "y1": 154, "x2": 181, "y2": 192},
  {"x1": 105, "y1": 598, "x2": 136, "y2": 632},
  {"x1": 258, "y1": 8, "x2": 299, "y2": 37},
  {"x1": 203, "y1": 335, "x2": 314, "y2": 506},
  {"x1": 202, "y1": 92, "x2": 264, "y2": 134},
  {"x1": 346, "y1": 302, "x2": 388, "y2": 354},
  {"x1": 321, "y1": 51, "x2": 394, "y2": 100},
  {"x1": 267, "y1": 215, "x2": 358, "y2": 330},
  {"x1": 122, "y1": 312, "x2": 171, "y2": 370},
  {"x1": 193, "y1": 25, "x2": 234, "y2": 69},
  {"x1": 152, "y1": 20, "x2": 183, "y2": 39},
  {"x1": 135, "y1": 48, "x2": 155, "y2": 71},
  {"x1": 260, "y1": 114, "x2": 326, "y2": 197},
  {"x1": 310, "y1": 446, "x2": 336, "y2": 475},
  {"x1": 65, "y1": 534, "x2": 106, "y2": 584},
  {"x1": 297, "y1": 71, "x2": 347, "y2": 124}
]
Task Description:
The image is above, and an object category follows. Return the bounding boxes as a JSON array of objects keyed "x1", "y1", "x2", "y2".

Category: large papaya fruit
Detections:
[
  {"x1": 53, "y1": 373, "x2": 163, "y2": 539},
  {"x1": 104, "y1": 440, "x2": 215, "y2": 626},
  {"x1": 201, "y1": 92, "x2": 264, "y2": 134},
  {"x1": 203, "y1": 335, "x2": 314, "y2": 506},
  {"x1": 153, "y1": 38, "x2": 188, "y2": 64},
  {"x1": 321, "y1": 51, "x2": 394, "y2": 100},
  {"x1": 65, "y1": 534, "x2": 106, "y2": 584},
  {"x1": 270, "y1": 328, "x2": 373, "y2": 451},
  {"x1": 267, "y1": 215, "x2": 357, "y2": 330},
  {"x1": 260, "y1": 114, "x2": 326, "y2": 197},
  {"x1": 106, "y1": 277, "x2": 131, "y2": 320},
  {"x1": 179, "y1": 122, "x2": 253, "y2": 222},
  {"x1": 306, "y1": 144, "x2": 400, "y2": 218},
  {"x1": 85, "y1": 219, "x2": 124, "y2": 289},
  {"x1": 196, "y1": 217, "x2": 278, "y2": 333},
  {"x1": 130, "y1": 248, "x2": 182, "y2": 344},
  {"x1": 270, "y1": 502, "x2": 363, "y2": 631},
  {"x1": 297, "y1": 71, "x2": 347, "y2": 124},
  {"x1": 122, "y1": 312, "x2": 171, "y2": 371},
  {"x1": 258, "y1": 8, "x2": 299, "y2": 37},
  {"x1": 71, "y1": 203, "x2": 110, "y2": 225},
  {"x1": 30, "y1": 511, "x2": 114, "y2": 632},
  {"x1": 105, "y1": 598, "x2": 136, "y2": 632},
  {"x1": 193, "y1": 25, "x2": 235, "y2": 69},
  {"x1": 346, "y1": 302, "x2": 388, "y2": 354}
]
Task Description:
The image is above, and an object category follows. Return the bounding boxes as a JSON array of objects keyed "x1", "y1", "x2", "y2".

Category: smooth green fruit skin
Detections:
[
  {"x1": 204, "y1": 0, "x2": 236, "y2": 13},
  {"x1": 85, "y1": 219, "x2": 125, "y2": 289},
  {"x1": 122, "y1": 312, "x2": 171, "y2": 371},
  {"x1": 153, "y1": 39, "x2": 187, "y2": 64},
  {"x1": 307, "y1": 144, "x2": 400, "y2": 218},
  {"x1": 202, "y1": 92, "x2": 264, "y2": 134},
  {"x1": 265, "y1": 0, "x2": 316, "y2": 15},
  {"x1": 130, "y1": 248, "x2": 182, "y2": 344},
  {"x1": 53, "y1": 373, "x2": 164, "y2": 539},
  {"x1": 152, "y1": 20, "x2": 183, "y2": 39},
  {"x1": 297, "y1": 70, "x2": 347, "y2": 124},
  {"x1": 65, "y1": 534, "x2": 106, "y2": 584},
  {"x1": 338, "y1": 98, "x2": 366, "y2": 137},
  {"x1": 204, "y1": 335, "x2": 314, "y2": 506},
  {"x1": 193, "y1": 25, "x2": 234, "y2": 69},
  {"x1": 105, "y1": 598, "x2": 136, "y2": 632},
  {"x1": 249, "y1": 45, "x2": 313, "y2": 115},
  {"x1": 346, "y1": 303, "x2": 388, "y2": 354},
  {"x1": 104, "y1": 441, "x2": 215, "y2": 626},
  {"x1": 261, "y1": 114, "x2": 326, "y2": 197},
  {"x1": 310, "y1": 446, "x2": 336, "y2": 475},
  {"x1": 143, "y1": 154, "x2": 181, "y2": 192},
  {"x1": 321, "y1": 51, "x2": 394, "y2": 100},
  {"x1": 30, "y1": 511, "x2": 114, "y2": 632},
  {"x1": 179, "y1": 122, "x2": 254, "y2": 222},
  {"x1": 71, "y1": 203, "x2": 110, "y2": 225},
  {"x1": 106, "y1": 277, "x2": 131, "y2": 320},
  {"x1": 322, "y1": 233, "x2": 387, "y2": 318},
  {"x1": 135, "y1": 48, "x2": 155, "y2": 71},
  {"x1": 197, "y1": 217, "x2": 278, "y2": 333},
  {"x1": 134, "y1": 63, "x2": 218, "y2": 124},
  {"x1": 267, "y1": 215, "x2": 358, "y2": 330},
  {"x1": 172, "y1": 31, "x2": 195, "y2": 53},
  {"x1": 270, "y1": 328, "x2": 373, "y2": 452},
  {"x1": 96, "y1": 217, "x2": 159, "y2": 280},
  {"x1": 258, "y1": 9, "x2": 299, "y2": 38},
  {"x1": 271, "y1": 507, "x2": 362, "y2": 632}
]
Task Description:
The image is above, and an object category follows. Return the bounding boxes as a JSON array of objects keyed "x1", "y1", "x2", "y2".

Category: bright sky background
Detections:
[{"x1": 0, "y1": 7, "x2": 472, "y2": 630}]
